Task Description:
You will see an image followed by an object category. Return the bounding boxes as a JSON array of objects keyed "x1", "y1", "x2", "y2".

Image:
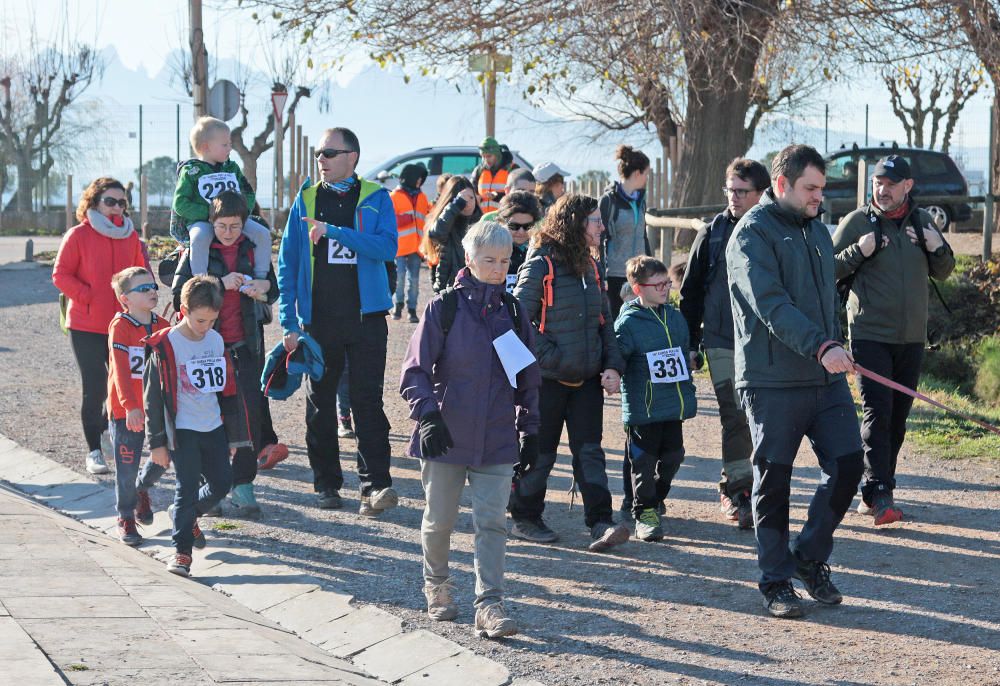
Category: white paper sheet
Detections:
[{"x1": 492, "y1": 329, "x2": 536, "y2": 388}]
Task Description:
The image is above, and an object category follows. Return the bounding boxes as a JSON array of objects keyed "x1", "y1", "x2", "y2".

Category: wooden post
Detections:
[
  {"x1": 984, "y1": 102, "x2": 995, "y2": 262},
  {"x1": 287, "y1": 112, "x2": 296, "y2": 193},
  {"x1": 140, "y1": 174, "x2": 149, "y2": 241},
  {"x1": 484, "y1": 52, "x2": 497, "y2": 137},
  {"x1": 856, "y1": 159, "x2": 868, "y2": 209},
  {"x1": 275, "y1": 119, "x2": 284, "y2": 210},
  {"x1": 297, "y1": 125, "x2": 305, "y2": 181},
  {"x1": 303, "y1": 136, "x2": 311, "y2": 182},
  {"x1": 65, "y1": 174, "x2": 73, "y2": 230},
  {"x1": 190, "y1": 0, "x2": 208, "y2": 120}
]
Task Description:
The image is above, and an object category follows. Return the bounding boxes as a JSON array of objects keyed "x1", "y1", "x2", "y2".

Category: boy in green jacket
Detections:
[
  {"x1": 171, "y1": 117, "x2": 271, "y2": 283},
  {"x1": 614, "y1": 256, "x2": 698, "y2": 542}
]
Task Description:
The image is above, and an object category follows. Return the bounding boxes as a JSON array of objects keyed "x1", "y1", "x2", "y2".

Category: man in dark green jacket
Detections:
[
  {"x1": 832, "y1": 154, "x2": 955, "y2": 526},
  {"x1": 727, "y1": 144, "x2": 863, "y2": 620}
]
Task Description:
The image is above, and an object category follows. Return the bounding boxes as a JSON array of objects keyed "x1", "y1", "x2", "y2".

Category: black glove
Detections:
[
  {"x1": 518, "y1": 434, "x2": 538, "y2": 474},
  {"x1": 419, "y1": 410, "x2": 454, "y2": 458},
  {"x1": 451, "y1": 195, "x2": 467, "y2": 212}
]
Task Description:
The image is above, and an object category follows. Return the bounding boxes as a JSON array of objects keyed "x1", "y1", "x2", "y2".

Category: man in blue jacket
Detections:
[
  {"x1": 277, "y1": 127, "x2": 399, "y2": 516},
  {"x1": 727, "y1": 144, "x2": 863, "y2": 619}
]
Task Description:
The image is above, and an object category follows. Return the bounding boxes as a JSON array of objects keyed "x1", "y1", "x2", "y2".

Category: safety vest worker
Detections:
[
  {"x1": 391, "y1": 163, "x2": 430, "y2": 258},
  {"x1": 473, "y1": 136, "x2": 510, "y2": 212}
]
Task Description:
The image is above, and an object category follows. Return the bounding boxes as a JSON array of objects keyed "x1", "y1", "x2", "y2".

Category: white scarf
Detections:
[{"x1": 86, "y1": 209, "x2": 135, "y2": 240}]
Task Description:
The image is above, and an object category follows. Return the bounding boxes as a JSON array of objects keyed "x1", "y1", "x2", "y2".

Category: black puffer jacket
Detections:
[
  {"x1": 513, "y1": 243, "x2": 624, "y2": 382},
  {"x1": 427, "y1": 200, "x2": 481, "y2": 293}
]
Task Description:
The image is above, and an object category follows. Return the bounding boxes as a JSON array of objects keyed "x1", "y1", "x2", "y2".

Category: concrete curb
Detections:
[{"x1": 0, "y1": 432, "x2": 526, "y2": 686}]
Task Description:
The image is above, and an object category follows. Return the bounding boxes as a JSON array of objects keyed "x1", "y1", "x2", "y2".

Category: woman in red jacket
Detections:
[{"x1": 53, "y1": 177, "x2": 149, "y2": 475}]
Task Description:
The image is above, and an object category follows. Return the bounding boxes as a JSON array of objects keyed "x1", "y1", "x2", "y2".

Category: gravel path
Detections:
[{"x1": 1, "y1": 263, "x2": 998, "y2": 686}]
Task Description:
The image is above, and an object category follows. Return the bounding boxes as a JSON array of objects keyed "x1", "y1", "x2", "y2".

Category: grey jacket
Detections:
[
  {"x1": 513, "y1": 243, "x2": 625, "y2": 382},
  {"x1": 599, "y1": 183, "x2": 648, "y2": 279},
  {"x1": 726, "y1": 190, "x2": 843, "y2": 389},
  {"x1": 832, "y1": 202, "x2": 955, "y2": 344}
]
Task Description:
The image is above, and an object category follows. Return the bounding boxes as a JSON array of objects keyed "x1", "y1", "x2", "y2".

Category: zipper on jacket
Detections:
[
  {"x1": 767, "y1": 331, "x2": 774, "y2": 366},
  {"x1": 651, "y1": 306, "x2": 684, "y2": 419}
]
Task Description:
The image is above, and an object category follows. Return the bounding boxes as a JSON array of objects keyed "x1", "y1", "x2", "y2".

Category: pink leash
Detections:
[{"x1": 854, "y1": 364, "x2": 1000, "y2": 437}]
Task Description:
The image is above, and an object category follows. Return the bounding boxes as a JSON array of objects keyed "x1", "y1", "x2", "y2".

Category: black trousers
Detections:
[
  {"x1": 69, "y1": 329, "x2": 109, "y2": 451},
  {"x1": 229, "y1": 342, "x2": 263, "y2": 486},
  {"x1": 509, "y1": 376, "x2": 613, "y2": 529},
  {"x1": 851, "y1": 339, "x2": 924, "y2": 501},
  {"x1": 306, "y1": 316, "x2": 392, "y2": 495},
  {"x1": 607, "y1": 276, "x2": 627, "y2": 322},
  {"x1": 627, "y1": 420, "x2": 685, "y2": 515}
]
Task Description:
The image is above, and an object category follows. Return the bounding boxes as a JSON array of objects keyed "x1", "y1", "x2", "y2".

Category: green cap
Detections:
[{"x1": 479, "y1": 136, "x2": 502, "y2": 154}]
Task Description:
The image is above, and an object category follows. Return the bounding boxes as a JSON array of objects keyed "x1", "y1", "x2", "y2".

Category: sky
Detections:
[{"x1": 2, "y1": 0, "x2": 995, "y2": 204}]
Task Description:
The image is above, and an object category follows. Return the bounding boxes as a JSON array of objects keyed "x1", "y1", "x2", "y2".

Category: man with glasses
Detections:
[
  {"x1": 494, "y1": 190, "x2": 543, "y2": 292},
  {"x1": 679, "y1": 157, "x2": 770, "y2": 530},
  {"x1": 277, "y1": 127, "x2": 399, "y2": 516}
]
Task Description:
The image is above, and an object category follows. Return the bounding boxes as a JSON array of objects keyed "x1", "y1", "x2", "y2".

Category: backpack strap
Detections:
[
  {"x1": 500, "y1": 291, "x2": 524, "y2": 339},
  {"x1": 909, "y1": 210, "x2": 953, "y2": 314},
  {"x1": 539, "y1": 256, "x2": 556, "y2": 334},
  {"x1": 440, "y1": 287, "x2": 459, "y2": 337}
]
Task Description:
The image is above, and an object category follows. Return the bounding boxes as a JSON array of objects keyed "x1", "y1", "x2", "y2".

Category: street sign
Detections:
[
  {"x1": 469, "y1": 53, "x2": 512, "y2": 74},
  {"x1": 469, "y1": 54, "x2": 489, "y2": 72},
  {"x1": 271, "y1": 90, "x2": 289, "y2": 124},
  {"x1": 207, "y1": 79, "x2": 241, "y2": 121}
]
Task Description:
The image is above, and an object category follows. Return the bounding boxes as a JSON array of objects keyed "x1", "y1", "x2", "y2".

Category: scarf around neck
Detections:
[
  {"x1": 322, "y1": 174, "x2": 358, "y2": 195},
  {"x1": 86, "y1": 209, "x2": 135, "y2": 240}
]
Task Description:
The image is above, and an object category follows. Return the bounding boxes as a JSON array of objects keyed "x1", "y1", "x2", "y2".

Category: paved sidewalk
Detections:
[
  {"x1": 0, "y1": 434, "x2": 534, "y2": 686},
  {"x1": 0, "y1": 235, "x2": 61, "y2": 265}
]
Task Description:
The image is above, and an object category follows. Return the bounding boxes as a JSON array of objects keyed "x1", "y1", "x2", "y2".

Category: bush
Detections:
[
  {"x1": 922, "y1": 341, "x2": 977, "y2": 395},
  {"x1": 974, "y1": 336, "x2": 1000, "y2": 406},
  {"x1": 928, "y1": 257, "x2": 1000, "y2": 345}
]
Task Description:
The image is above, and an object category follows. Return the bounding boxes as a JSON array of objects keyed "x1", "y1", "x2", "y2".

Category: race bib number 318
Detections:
[
  {"x1": 185, "y1": 357, "x2": 227, "y2": 393},
  {"x1": 646, "y1": 347, "x2": 690, "y2": 383}
]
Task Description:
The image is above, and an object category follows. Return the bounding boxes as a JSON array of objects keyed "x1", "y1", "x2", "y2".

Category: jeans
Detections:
[
  {"x1": 421, "y1": 460, "x2": 511, "y2": 608},
  {"x1": 229, "y1": 342, "x2": 263, "y2": 486},
  {"x1": 69, "y1": 330, "x2": 109, "y2": 451},
  {"x1": 170, "y1": 427, "x2": 232, "y2": 554},
  {"x1": 706, "y1": 347, "x2": 754, "y2": 495},
  {"x1": 627, "y1": 420, "x2": 684, "y2": 516},
  {"x1": 740, "y1": 382, "x2": 864, "y2": 591},
  {"x1": 395, "y1": 253, "x2": 422, "y2": 311},
  {"x1": 852, "y1": 339, "x2": 924, "y2": 502},
  {"x1": 306, "y1": 316, "x2": 392, "y2": 495},
  {"x1": 509, "y1": 376, "x2": 613, "y2": 529},
  {"x1": 109, "y1": 418, "x2": 144, "y2": 518}
]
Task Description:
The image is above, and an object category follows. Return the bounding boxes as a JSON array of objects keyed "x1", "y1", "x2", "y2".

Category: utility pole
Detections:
[
  {"x1": 484, "y1": 53, "x2": 497, "y2": 138},
  {"x1": 190, "y1": 0, "x2": 208, "y2": 121}
]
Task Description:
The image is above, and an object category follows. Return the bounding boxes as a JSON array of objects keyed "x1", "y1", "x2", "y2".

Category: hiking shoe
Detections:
[
  {"x1": 86, "y1": 449, "x2": 110, "y2": 475},
  {"x1": 192, "y1": 520, "x2": 206, "y2": 549},
  {"x1": 370, "y1": 487, "x2": 398, "y2": 512},
  {"x1": 474, "y1": 602, "x2": 518, "y2": 639},
  {"x1": 392, "y1": 303, "x2": 403, "y2": 320},
  {"x1": 588, "y1": 521, "x2": 630, "y2": 553},
  {"x1": 117, "y1": 517, "x2": 142, "y2": 547},
  {"x1": 510, "y1": 518, "x2": 560, "y2": 543},
  {"x1": 167, "y1": 553, "x2": 192, "y2": 578},
  {"x1": 337, "y1": 416, "x2": 355, "y2": 439},
  {"x1": 635, "y1": 508, "x2": 664, "y2": 542},
  {"x1": 408, "y1": 308, "x2": 419, "y2": 323},
  {"x1": 872, "y1": 492, "x2": 903, "y2": 526},
  {"x1": 732, "y1": 490, "x2": 754, "y2": 530},
  {"x1": 231, "y1": 483, "x2": 261, "y2": 517},
  {"x1": 763, "y1": 581, "x2": 803, "y2": 618},
  {"x1": 135, "y1": 490, "x2": 154, "y2": 526},
  {"x1": 720, "y1": 490, "x2": 738, "y2": 520},
  {"x1": 793, "y1": 554, "x2": 843, "y2": 605},
  {"x1": 424, "y1": 580, "x2": 458, "y2": 622},
  {"x1": 257, "y1": 443, "x2": 289, "y2": 470},
  {"x1": 318, "y1": 490, "x2": 343, "y2": 509}
]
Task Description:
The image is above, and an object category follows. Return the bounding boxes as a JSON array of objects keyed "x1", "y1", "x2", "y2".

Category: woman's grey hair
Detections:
[{"x1": 462, "y1": 220, "x2": 513, "y2": 258}]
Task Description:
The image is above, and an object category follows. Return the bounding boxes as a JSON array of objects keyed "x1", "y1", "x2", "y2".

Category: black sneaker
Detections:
[
  {"x1": 408, "y1": 309, "x2": 419, "y2": 323},
  {"x1": 135, "y1": 490, "x2": 154, "y2": 526},
  {"x1": 510, "y1": 517, "x2": 559, "y2": 543},
  {"x1": 762, "y1": 581, "x2": 803, "y2": 618},
  {"x1": 793, "y1": 553, "x2": 843, "y2": 605},
  {"x1": 392, "y1": 303, "x2": 403, "y2": 320},
  {"x1": 318, "y1": 489, "x2": 343, "y2": 510},
  {"x1": 732, "y1": 490, "x2": 754, "y2": 530}
]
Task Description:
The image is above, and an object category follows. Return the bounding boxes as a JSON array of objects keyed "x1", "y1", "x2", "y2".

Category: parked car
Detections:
[
  {"x1": 824, "y1": 144, "x2": 972, "y2": 231},
  {"x1": 364, "y1": 146, "x2": 533, "y2": 200}
]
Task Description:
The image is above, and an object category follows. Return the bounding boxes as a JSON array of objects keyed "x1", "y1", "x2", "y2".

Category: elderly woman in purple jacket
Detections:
[{"x1": 400, "y1": 220, "x2": 541, "y2": 639}]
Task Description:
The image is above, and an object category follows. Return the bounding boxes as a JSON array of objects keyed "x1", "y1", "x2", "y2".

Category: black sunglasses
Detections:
[
  {"x1": 314, "y1": 148, "x2": 356, "y2": 160},
  {"x1": 101, "y1": 197, "x2": 128, "y2": 208},
  {"x1": 506, "y1": 222, "x2": 533, "y2": 232}
]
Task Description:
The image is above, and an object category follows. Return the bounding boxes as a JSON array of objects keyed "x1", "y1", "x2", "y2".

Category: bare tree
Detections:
[{"x1": 0, "y1": 44, "x2": 102, "y2": 212}]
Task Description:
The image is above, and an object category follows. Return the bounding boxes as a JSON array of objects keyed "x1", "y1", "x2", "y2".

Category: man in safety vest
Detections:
[
  {"x1": 390, "y1": 163, "x2": 430, "y2": 322},
  {"x1": 472, "y1": 137, "x2": 511, "y2": 213}
]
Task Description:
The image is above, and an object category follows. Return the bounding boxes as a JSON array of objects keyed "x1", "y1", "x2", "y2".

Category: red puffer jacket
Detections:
[{"x1": 52, "y1": 219, "x2": 150, "y2": 335}]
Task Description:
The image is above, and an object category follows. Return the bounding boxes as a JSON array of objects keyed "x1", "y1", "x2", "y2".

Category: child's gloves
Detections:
[{"x1": 418, "y1": 410, "x2": 454, "y2": 458}]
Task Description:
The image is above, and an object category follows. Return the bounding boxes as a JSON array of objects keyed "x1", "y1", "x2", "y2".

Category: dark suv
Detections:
[{"x1": 824, "y1": 145, "x2": 972, "y2": 231}]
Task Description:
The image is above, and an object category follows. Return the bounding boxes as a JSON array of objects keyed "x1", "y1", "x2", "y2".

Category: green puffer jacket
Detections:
[
  {"x1": 832, "y1": 202, "x2": 955, "y2": 344},
  {"x1": 726, "y1": 190, "x2": 843, "y2": 389},
  {"x1": 614, "y1": 300, "x2": 697, "y2": 426}
]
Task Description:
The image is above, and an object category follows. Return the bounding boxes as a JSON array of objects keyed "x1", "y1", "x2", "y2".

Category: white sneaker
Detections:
[
  {"x1": 474, "y1": 602, "x2": 518, "y2": 638},
  {"x1": 86, "y1": 449, "x2": 110, "y2": 475}
]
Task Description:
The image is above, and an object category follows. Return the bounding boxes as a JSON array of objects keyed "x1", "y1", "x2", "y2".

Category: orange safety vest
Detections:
[
  {"x1": 477, "y1": 167, "x2": 509, "y2": 212},
  {"x1": 391, "y1": 188, "x2": 430, "y2": 257}
]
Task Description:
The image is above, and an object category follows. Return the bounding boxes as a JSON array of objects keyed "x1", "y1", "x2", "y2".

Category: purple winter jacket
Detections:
[{"x1": 400, "y1": 268, "x2": 541, "y2": 466}]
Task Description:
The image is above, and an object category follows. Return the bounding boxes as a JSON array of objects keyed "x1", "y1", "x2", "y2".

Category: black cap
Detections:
[
  {"x1": 873, "y1": 155, "x2": 911, "y2": 182},
  {"x1": 399, "y1": 163, "x2": 427, "y2": 189}
]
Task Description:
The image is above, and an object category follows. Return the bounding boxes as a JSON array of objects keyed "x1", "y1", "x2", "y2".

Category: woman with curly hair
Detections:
[
  {"x1": 422, "y1": 175, "x2": 481, "y2": 293},
  {"x1": 53, "y1": 177, "x2": 150, "y2": 475},
  {"x1": 508, "y1": 193, "x2": 629, "y2": 553}
]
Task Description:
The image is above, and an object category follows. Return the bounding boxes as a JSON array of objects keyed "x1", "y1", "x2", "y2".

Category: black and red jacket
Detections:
[{"x1": 143, "y1": 327, "x2": 252, "y2": 452}]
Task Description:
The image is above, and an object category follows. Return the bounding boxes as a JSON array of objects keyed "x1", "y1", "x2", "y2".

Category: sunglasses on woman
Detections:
[
  {"x1": 101, "y1": 197, "x2": 128, "y2": 208},
  {"x1": 506, "y1": 222, "x2": 532, "y2": 232},
  {"x1": 126, "y1": 283, "x2": 159, "y2": 294}
]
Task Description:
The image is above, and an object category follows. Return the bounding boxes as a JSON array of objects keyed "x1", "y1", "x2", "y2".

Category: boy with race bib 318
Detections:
[
  {"x1": 614, "y1": 256, "x2": 697, "y2": 542},
  {"x1": 171, "y1": 117, "x2": 271, "y2": 282}
]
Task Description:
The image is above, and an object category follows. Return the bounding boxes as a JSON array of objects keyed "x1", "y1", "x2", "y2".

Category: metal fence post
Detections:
[{"x1": 984, "y1": 102, "x2": 995, "y2": 262}]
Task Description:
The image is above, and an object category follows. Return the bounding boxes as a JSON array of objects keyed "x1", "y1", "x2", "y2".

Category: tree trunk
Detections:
[
  {"x1": 9, "y1": 160, "x2": 36, "y2": 212},
  {"x1": 992, "y1": 85, "x2": 1000, "y2": 236},
  {"x1": 237, "y1": 152, "x2": 259, "y2": 192}
]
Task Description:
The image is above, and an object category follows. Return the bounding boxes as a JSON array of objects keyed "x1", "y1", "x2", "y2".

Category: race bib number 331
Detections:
[
  {"x1": 185, "y1": 357, "x2": 227, "y2": 393},
  {"x1": 646, "y1": 347, "x2": 690, "y2": 383}
]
